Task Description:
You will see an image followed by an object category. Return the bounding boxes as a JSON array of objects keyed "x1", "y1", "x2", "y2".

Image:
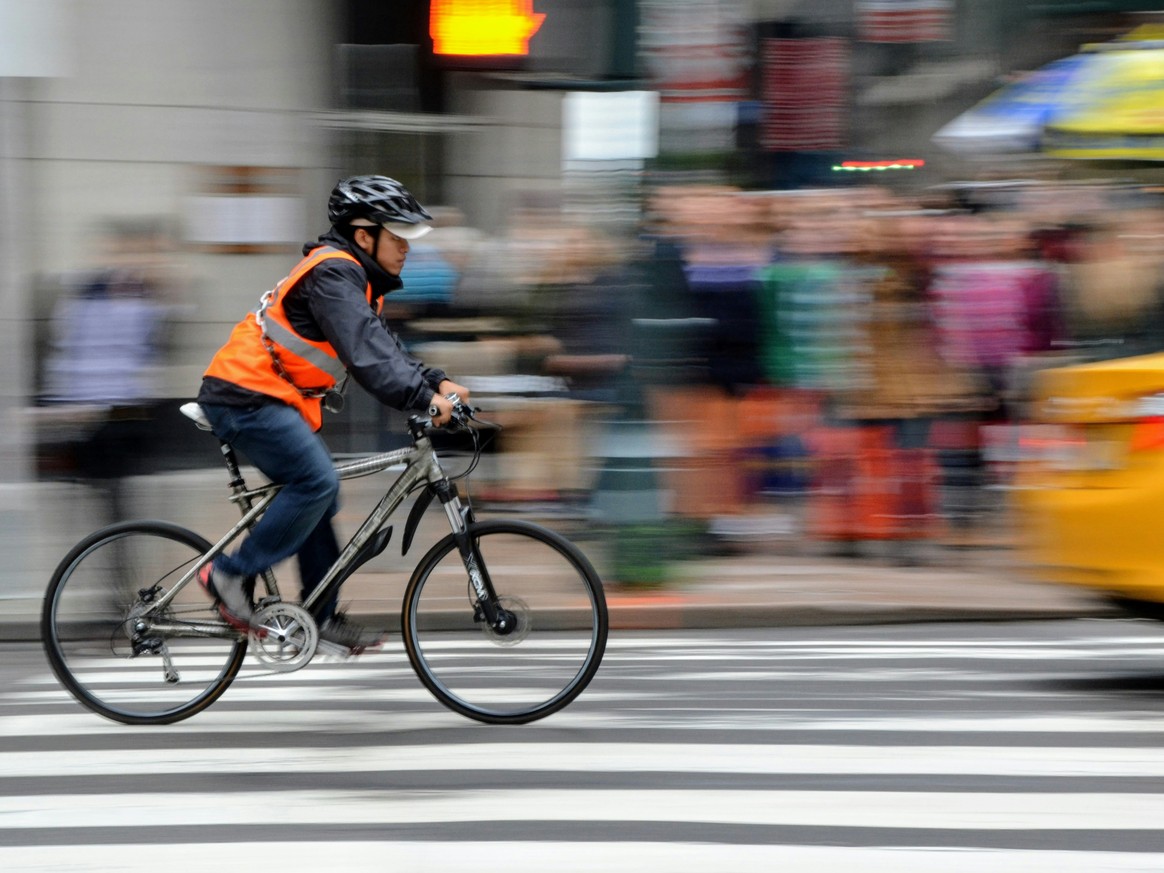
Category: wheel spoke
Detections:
[
  {"x1": 403, "y1": 520, "x2": 607, "y2": 724},
  {"x1": 43, "y1": 522, "x2": 246, "y2": 725}
]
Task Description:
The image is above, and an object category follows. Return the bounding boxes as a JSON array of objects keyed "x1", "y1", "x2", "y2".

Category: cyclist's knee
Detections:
[
  {"x1": 296, "y1": 465, "x2": 339, "y2": 505},
  {"x1": 314, "y1": 470, "x2": 341, "y2": 504}
]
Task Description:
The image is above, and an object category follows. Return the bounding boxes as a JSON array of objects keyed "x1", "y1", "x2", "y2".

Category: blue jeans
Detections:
[{"x1": 201, "y1": 402, "x2": 341, "y2": 621}]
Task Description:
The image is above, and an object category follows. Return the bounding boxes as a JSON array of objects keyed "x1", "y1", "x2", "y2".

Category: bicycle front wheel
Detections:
[
  {"x1": 42, "y1": 521, "x2": 247, "y2": 725},
  {"x1": 402, "y1": 519, "x2": 608, "y2": 724}
]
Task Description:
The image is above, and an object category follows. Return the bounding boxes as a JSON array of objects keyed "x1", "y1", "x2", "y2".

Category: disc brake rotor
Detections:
[{"x1": 481, "y1": 595, "x2": 531, "y2": 647}]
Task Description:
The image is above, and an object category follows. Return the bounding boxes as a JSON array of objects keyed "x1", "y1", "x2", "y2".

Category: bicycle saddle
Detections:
[{"x1": 179, "y1": 402, "x2": 213, "y2": 432}]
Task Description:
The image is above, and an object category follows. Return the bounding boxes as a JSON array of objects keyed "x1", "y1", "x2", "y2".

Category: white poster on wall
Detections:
[
  {"x1": 0, "y1": 0, "x2": 72, "y2": 77},
  {"x1": 639, "y1": 0, "x2": 751, "y2": 154},
  {"x1": 562, "y1": 90, "x2": 660, "y2": 165}
]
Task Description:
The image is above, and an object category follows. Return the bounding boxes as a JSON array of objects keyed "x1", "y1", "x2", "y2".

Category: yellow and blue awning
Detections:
[
  {"x1": 1043, "y1": 46, "x2": 1164, "y2": 160},
  {"x1": 934, "y1": 27, "x2": 1164, "y2": 161}
]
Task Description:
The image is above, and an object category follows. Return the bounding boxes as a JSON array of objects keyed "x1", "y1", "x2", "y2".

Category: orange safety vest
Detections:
[{"x1": 204, "y1": 246, "x2": 379, "y2": 431}]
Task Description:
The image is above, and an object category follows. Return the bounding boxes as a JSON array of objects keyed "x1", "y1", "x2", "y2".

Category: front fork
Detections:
[{"x1": 434, "y1": 480, "x2": 516, "y2": 635}]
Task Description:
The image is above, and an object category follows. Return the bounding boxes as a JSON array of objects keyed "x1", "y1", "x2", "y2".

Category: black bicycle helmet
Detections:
[{"x1": 328, "y1": 175, "x2": 432, "y2": 227}]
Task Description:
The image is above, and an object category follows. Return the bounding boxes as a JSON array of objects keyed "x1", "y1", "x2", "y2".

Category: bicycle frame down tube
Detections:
[{"x1": 302, "y1": 443, "x2": 446, "y2": 615}]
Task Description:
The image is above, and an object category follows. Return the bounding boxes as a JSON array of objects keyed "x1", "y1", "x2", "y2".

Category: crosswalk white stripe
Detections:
[
  {"x1": 0, "y1": 710, "x2": 462, "y2": 735},
  {"x1": 3, "y1": 742, "x2": 1164, "y2": 779},
  {"x1": 6, "y1": 843, "x2": 1164, "y2": 873},
  {"x1": 12, "y1": 665, "x2": 1099, "y2": 690},
  {"x1": 21, "y1": 634, "x2": 1162, "y2": 692},
  {"x1": 603, "y1": 632, "x2": 1164, "y2": 649},
  {"x1": 2, "y1": 687, "x2": 617, "y2": 704},
  {"x1": 5, "y1": 710, "x2": 1164, "y2": 737},
  {"x1": 3, "y1": 843, "x2": 1163, "y2": 873},
  {"x1": 18, "y1": 665, "x2": 419, "y2": 689},
  {"x1": 0, "y1": 670, "x2": 1047, "y2": 698},
  {"x1": 0, "y1": 688, "x2": 635, "y2": 707},
  {"x1": 1, "y1": 789, "x2": 1163, "y2": 830},
  {"x1": 608, "y1": 649, "x2": 1164, "y2": 661},
  {"x1": 4, "y1": 632, "x2": 1164, "y2": 870}
]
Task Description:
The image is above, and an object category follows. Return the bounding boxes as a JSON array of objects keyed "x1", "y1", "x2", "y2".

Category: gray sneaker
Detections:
[
  {"x1": 318, "y1": 612, "x2": 385, "y2": 654},
  {"x1": 198, "y1": 563, "x2": 255, "y2": 630}
]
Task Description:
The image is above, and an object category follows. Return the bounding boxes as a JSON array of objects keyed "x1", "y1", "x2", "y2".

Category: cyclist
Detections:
[{"x1": 196, "y1": 175, "x2": 470, "y2": 652}]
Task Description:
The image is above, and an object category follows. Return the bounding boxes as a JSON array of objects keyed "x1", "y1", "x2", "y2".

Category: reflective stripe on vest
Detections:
[
  {"x1": 203, "y1": 245, "x2": 374, "y2": 430},
  {"x1": 261, "y1": 312, "x2": 348, "y2": 382},
  {"x1": 254, "y1": 245, "x2": 363, "y2": 392}
]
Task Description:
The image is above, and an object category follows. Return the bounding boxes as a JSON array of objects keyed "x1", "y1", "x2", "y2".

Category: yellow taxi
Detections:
[{"x1": 1018, "y1": 351, "x2": 1164, "y2": 617}]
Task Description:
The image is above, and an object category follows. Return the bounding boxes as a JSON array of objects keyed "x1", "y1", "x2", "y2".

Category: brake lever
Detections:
[
  {"x1": 444, "y1": 393, "x2": 502, "y2": 432},
  {"x1": 463, "y1": 410, "x2": 502, "y2": 431},
  {"x1": 452, "y1": 401, "x2": 501, "y2": 432}
]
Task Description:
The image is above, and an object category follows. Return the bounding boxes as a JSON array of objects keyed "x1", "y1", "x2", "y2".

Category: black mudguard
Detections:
[
  {"x1": 403, "y1": 487, "x2": 435, "y2": 556},
  {"x1": 330, "y1": 525, "x2": 393, "y2": 589}
]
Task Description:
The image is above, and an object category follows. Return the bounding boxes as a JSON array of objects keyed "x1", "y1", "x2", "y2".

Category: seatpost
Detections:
[
  {"x1": 219, "y1": 437, "x2": 279, "y2": 598},
  {"x1": 218, "y1": 441, "x2": 250, "y2": 500}
]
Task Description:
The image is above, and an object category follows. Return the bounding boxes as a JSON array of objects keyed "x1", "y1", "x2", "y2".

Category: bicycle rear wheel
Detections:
[
  {"x1": 42, "y1": 520, "x2": 247, "y2": 725},
  {"x1": 402, "y1": 519, "x2": 608, "y2": 724}
]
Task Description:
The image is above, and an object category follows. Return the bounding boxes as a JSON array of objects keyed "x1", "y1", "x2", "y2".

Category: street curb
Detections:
[
  {"x1": 605, "y1": 603, "x2": 1119, "y2": 630},
  {"x1": 1, "y1": 625, "x2": 43, "y2": 644},
  {"x1": 4, "y1": 603, "x2": 1119, "y2": 645}
]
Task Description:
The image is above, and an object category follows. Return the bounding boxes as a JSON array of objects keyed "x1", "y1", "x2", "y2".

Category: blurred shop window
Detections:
[
  {"x1": 185, "y1": 166, "x2": 303, "y2": 255},
  {"x1": 337, "y1": 44, "x2": 421, "y2": 112},
  {"x1": 856, "y1": 0, "x2": 953, "y2": 44}
]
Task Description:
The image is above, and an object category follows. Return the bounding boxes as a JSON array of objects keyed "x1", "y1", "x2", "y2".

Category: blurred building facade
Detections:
[
  {"x1": 0, "y1": 0, "x2": 1143, "y2": 465},
  {"x1": 2, "y1": 0, "x2": 1163, "y2": 598}
]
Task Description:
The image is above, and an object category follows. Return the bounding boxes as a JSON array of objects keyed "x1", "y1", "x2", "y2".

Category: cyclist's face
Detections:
[{"x1": 355, "y1": 226, "x2": 409, "y2": 276}]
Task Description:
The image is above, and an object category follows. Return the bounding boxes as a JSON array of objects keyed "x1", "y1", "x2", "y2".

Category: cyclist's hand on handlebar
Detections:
[
  {"x1": 437, "y1": 379, "x2": 471, "y2": 409},
  {"x1": 427, "y1": 393, "x2": 456, "y2": 427},
  {"x1": 427, "y1": 380, "x2": 472, "y2": 428}
]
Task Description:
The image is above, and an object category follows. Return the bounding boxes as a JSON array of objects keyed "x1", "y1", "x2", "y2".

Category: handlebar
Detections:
[{"x1": 409, "y1": 394, "x2": 500, "y2": 439}]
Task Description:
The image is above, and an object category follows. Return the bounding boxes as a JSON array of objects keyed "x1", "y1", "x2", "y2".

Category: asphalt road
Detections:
[{"x1": 4, "y1": 620, "x2": 1164, "y2": 871}]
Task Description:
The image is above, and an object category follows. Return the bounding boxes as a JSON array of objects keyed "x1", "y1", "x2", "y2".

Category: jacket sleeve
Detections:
[{"x1": 298, "y1": 260, "x2": 445, "y2": 411}]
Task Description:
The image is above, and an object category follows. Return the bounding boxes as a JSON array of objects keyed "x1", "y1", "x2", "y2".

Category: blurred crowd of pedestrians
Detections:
[
  {"x1": 30, "y1": 219, "x2": 182, "y2": 524},
  {"x1": 393, "y1": 179, "x2": 1164, "y2": 571},
  {"x1": 27, "y1": 180, "x2": 1164, "y2": 577}
]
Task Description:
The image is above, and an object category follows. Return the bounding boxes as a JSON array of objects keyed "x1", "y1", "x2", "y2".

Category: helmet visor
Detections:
[
  {"x1": 351, "y1": 219, "x2": 432, "y2": 241},
  {"x1": 383, "y1": 221, "x2": 432, "y2": 241}
]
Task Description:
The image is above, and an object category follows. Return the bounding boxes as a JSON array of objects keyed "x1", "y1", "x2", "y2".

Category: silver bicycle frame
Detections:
[
  {"x1": 144, "y1": 431, "x2": 467, "y2": 625},
  {"x1": 301, "y1": 436, "x2": 464, "y2": 614}
]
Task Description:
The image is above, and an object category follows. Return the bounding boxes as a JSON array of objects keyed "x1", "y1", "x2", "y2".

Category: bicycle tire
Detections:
[
  {"x1": 402, "y1": 519, "x2": 608, "y2": 724},
  {"x1": 42, "y1": 520, "x2": 247, "y2": 725}
]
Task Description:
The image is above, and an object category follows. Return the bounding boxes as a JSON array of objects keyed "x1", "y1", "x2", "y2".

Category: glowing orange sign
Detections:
[
  {"x1": 833, "y1": 159, "x2": 926, "y2": 172},
  {"x1": 430, "y1": 0, "x2": 545, "y2": 57}
]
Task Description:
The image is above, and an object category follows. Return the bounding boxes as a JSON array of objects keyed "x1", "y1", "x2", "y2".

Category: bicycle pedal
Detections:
[{"x1": 314, "y1": 639, "x2": 358, "y2": 659}]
